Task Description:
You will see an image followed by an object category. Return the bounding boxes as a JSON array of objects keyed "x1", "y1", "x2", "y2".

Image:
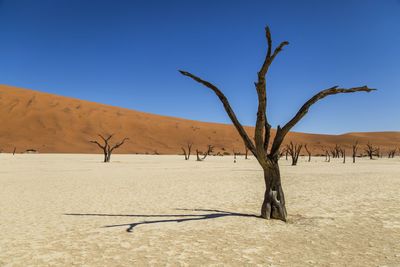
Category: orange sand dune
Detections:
[{"x1": 0, "y1": 84, "x2": 399, "y2": 155}]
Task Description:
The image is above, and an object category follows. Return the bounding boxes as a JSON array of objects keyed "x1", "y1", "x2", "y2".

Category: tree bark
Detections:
[
  {"x1": 260, "y1": 159, "x2": 287, "y2": 221},
  {"x1": 304, "y1": 144, "x2": 311, "y2": 162}
]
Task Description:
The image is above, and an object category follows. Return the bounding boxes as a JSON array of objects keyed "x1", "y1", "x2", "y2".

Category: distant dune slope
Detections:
[{"x1": 0, "y1": 84, "x2": 399, "y2": 155}]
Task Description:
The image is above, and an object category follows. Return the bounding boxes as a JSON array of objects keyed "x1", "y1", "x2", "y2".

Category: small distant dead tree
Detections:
[
  {"x1": 286, "y1": 142, "x2": 303, "y2": 166},
  {"x1": 180, "y1": 26, "x2": 375, "y2": 221},
  {"x1": 341, "y1": 148, "x2": 346, "y2": 163},
  {"x1": 364, "y1": 142, "x2": 378, "y2": 160},
  {"x1": 324, "y1": 149, "x2": 331, "y2": 162},
  {"x1": 90, "y1": 134, "x2": 129, "y2": 162},
  {"x1": 245, "y1": 146, "x2": 249, "y2": 159},
  {"x1": 352, "y1": 141, "x2": 359, "y2": 163},
  {"x1": 330, "y1": 144, "x2": 341, "y2": 158},
  {"x1": 339, "y1": 146, "x2": 345, "y2": 158},
  {"x1": 196, "y1": 145, "x2": 214, "y2": 161},
  {"x1": 388, "y1": 148, "x2": 397, "y2": 158},
  {"x1": 181, "y1": 143, "x2": 192, "y2": 160},
  {"x1": 13, "y1": 147, "x2": 16, "y2": 155},
  {"x1": 233, "y1": 148, "x2": 239, "y2": 163},
  {"x1": 304, "y1": 144, "x2": 312, "y2": 162}
]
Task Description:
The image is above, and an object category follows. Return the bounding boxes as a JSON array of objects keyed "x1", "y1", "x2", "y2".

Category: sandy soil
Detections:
[
  {"x1": 0, "y1": 154, "x2": 399, "y2": 266},
  {"x1": 1, "y1": 84, "x2": 399, "y2": 154}
]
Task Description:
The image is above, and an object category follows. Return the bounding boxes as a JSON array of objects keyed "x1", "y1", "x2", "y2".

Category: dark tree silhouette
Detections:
[
  {"x1": 13, "y1": 147, "x2": 16, "y2": 155},
  {"x1": 196, "y1": 145, "x2": 214, "y2": 161},
  {"x1": 330, "y1": 144, "x2": 342, "y2": 158},
  {"x1": 352, "y1": 141, "x2": 359, "y2": 163},
  {"x1": 286, "y1": 142, "x2": 303, "y2": 166},
  {"x1": 245, "y1": 146, "x2": 249, "y2": 160},
  {"x1": 364, "y1": 142, "x2": 378, "y2": 160},
  {"x1": 90, "y1": 134, "x2": 129, "y2": 162},
  {"x1": 325, "y1": 149, "x2": 331, "y2": 162},
  {"x1": 179, "y1": 26, "x2": 375, "y2": 221},
  {"x1": 388, "y1": 148, "x2": 397, "y2": 158},
  {"x1": 304, "y1": 144, "x2": 312, "y2": 162},
  {"x1": 181, "y1": 143, "x2": 193, "y2": 160},
  {"x1": 341, "y1": 148, "x2": 346, "y2": 163},
  {"x1": 233, "y1": 148, "x2": 239, "y2": 163}
]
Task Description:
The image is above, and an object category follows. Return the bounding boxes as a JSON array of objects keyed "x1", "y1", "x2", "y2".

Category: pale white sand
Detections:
[{"x1": 0, "y1": 154, "x2": 399, "y2": 266}]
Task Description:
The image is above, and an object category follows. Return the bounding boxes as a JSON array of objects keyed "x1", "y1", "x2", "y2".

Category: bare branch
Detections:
[
  {"x1": 90, "y1": 140, "x2": 105, "y2": 149},
  {"x1": 255, "y1": 27, "x2": 289, "y2": 159},
  {"x1": 98, "y1": 134, "x2": 113, "y2": 143},
  {"x1": 109, "y1": 137, "x2": 129, "y2": 153},
  {"x1": 270, "y1": 86, "x2": 376, "y2": 156},
  {"x1": 259, "y1": 27, "x2": 289, "y2": 78},
  {"x1": 179, "y1": 70, "x2": 257, "y2": 158}
]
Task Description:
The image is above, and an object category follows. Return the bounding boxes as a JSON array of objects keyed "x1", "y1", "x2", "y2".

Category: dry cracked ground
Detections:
[{"x1": 1, "y1": 154, "x2": 399, "y2": 266}]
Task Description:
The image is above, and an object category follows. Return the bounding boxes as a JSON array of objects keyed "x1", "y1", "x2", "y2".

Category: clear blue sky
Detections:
[{"x1": 0, "y1": 0, "x2": 399, "y2": 134}]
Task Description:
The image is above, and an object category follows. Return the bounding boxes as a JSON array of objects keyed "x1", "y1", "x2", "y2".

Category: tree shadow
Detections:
[{"x1": 65, "y1": 208, "x2": 260, "y2": 232}]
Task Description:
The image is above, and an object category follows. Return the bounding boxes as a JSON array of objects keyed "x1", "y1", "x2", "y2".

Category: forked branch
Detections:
[{"x1": 270, "y1": 86, "x2": 376, "y2": 157}]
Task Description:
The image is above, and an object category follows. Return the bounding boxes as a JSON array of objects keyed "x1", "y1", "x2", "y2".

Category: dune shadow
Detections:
[{"x1": 65, "y1": 208, "x2": 260, "y2": 232}]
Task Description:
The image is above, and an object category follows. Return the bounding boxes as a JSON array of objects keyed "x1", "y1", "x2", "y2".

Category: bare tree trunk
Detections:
[
  {"x1": 352, "y1": 141, "x2": 358, "y2": 163},
  {"x1": 181, "y1": 143, "x2": 192, "y2": 160},
  {"x1": 196, "y1": 149, "x2": 202, "y2": 161},
  {"x1": 388, "y1": 148, "x2": 397, "y2": 158},
  {"x1": 365, "y1": 142, "x2": 378, "y2": 160},
  {"x1": 286, "y1": 142, "x2": 302, "y2": 166},
  {"x1": 106, "y1": 150, "x2": 111, "y2": 162},
  {"x1": 260, "y1": 160, "x2": 287, "y2": 220},
  {"x1": 304, "y1": 144, "x2": 311, "y2": 162},
  {"x1": 13, "y1": 147, "x2": 16, "y2": 155},
  {"x1": 325, "y1": 150, "x2": 331, "y2": 162},
  {"x1": 103, "y1": 147, "x2": 108, "y2": 162},
  {"x1": 245, "y1": 147, "x2": 249, "y2": 159},
  {"x1": 181, "y1": 147, "x2": 188, "y2": 160}
]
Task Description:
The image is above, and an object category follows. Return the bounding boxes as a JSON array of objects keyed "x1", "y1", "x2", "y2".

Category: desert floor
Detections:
[{"x1": 0, "y1": 154, "x2": 399, "y2": 266}]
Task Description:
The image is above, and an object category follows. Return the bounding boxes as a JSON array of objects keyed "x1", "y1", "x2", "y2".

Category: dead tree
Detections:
[
  {"x1": 304, "y1": 144, "x2": 312, "y2": 162},
  {"x1": 325, "y1": 150, "x2": 331, "y2": 162},
  {"x1": 388, "y1": 148, "x2": 397, "y2": 158},
  {"x1": 245, "y1": 146, "x2": 249, "y2": 159},
  {"x1": 352, "y1": 141, "x2": 359, "y2": 163},
  {"x1": 13, "y1": 147, "x2": 16, "y2": 155},
  {"x1": 181, "y1": 143, "x2": 193, "y2": 160},
  {"x1": 286, "y1": 142, "x2": 303, "y2": 166},
  {"x1": 90, "y1": 134, "x2": 129, "y2": 162},
  {"x1": 179, "y1": 26, "x2": 375, "y2": 221},
  {"x1": 233, "y1": 148, "x2": 238, "y2": 163},
  {"x1": 330, "y1": 144, "x2": 341, "y2": 158},
  {"x1": 330, "y1": 148, "x2": 337, "y2": 158},
  {"x1": 364, "y1": 142, "x2": 378, "y2": 160},
  {"x1": 196, "y1": 145, "x2": 214, "y2": 161},
  {"x1": 339, "y1": 146, "x2": 346, "y2": 158}
]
